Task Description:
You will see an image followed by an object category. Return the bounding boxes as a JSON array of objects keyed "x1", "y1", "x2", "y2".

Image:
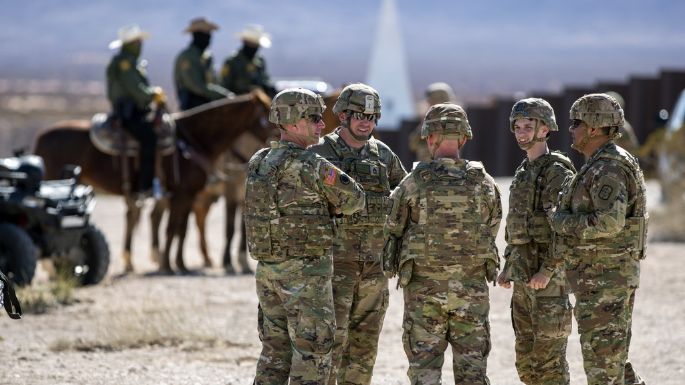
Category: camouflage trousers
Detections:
[
  {"x1": 402, "y1": 272, "x2": 491, "y2": 385},
  {"x1": 328, "y1": 260, "x2": 388, "y2": 385},
  {"x1": 511, "y1": 283, "x2": 572, "y2": 385},
  {"x1": 254, "y1": 262, "x2": 336, "y2": 385},
  {"x1": 574, "y1": 287, "x2": 643, "y2": 385}
]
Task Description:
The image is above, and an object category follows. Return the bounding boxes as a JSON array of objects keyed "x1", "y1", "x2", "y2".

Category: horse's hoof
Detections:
[
  {"x1": 224, "y1": 265, "x2": 237, "y2": 276},
  {"x1": 157, "y1": 267, "x2": 174, "y2": 276},
  {"x1": 240, "y1": 267, "x2": 254, "y2": 275},
  {"x1": 124, "y1": 265, "x2": 134, "y2": 274}
]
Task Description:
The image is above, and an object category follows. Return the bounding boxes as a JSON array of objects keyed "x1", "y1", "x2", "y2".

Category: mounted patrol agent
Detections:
[
  {"x1": 174, "y1": 17, "x2": 232, "y2": 111},
  {"x1": 220, "y1": 24, "x2": 277, "y2": 97},
  {"x1": 106, "y1": 24, "x2": 166, "y2": 196}
]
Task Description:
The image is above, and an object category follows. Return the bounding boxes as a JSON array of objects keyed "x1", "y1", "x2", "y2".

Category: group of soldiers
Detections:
[
  {"x1": 104, "y1": 16, "x2": 647, "y2": 385},
  {"x1": 245, "y1": 83, "x2": 648, "y2": 385},
  {"x1": 105, "y1": 18, "x2": 275, "y2": 195}
]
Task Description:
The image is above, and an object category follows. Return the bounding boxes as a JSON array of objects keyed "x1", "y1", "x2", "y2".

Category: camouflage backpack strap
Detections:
[
  {"x1": 411, "y1": 162, "x2": 434, "y2": 225},
  {"x1": 323, "y1": 132, "x2": 346, "y2": 159},
  {"x1": 367, "y1": 137, "x2": 380, "y2": 158}
]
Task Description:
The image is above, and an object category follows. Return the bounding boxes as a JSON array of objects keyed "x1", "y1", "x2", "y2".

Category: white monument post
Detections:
[{"x1": 365, "y1": 0, "x2": 415, "y2": 131}]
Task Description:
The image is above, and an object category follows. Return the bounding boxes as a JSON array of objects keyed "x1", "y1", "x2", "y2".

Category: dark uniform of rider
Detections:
[
  {"x1": 220, "y1": 24, "x2": 277, "y2": 97},
  {"x1": 174, "y1": 17, "x2": 231, "y2": 111},
  {"x1": 106, "y1": 24, "x2": 165, "y2": 194}
]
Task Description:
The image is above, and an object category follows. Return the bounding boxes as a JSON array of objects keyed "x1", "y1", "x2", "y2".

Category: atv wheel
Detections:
[
  {"x1": 61, "y1": 225, "x2": 110, "y2": 285},
  {"x1": 0, "y1": 223, "x2": 37, "y2": 286}
]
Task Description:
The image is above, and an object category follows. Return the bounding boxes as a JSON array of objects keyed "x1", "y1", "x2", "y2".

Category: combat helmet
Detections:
[
  {"x1": 509, "y1": 98, "x2": 558, "y2": 132},
  {"x1": 570, "y1": 93, "x2": 624, "y2": 129},
  {"x1": 269, "y1": 88, "x2": 326, "y2": 125},
  {"x1": 425, "y1": 82, "x2": 456, "y2": 106},
  {"x1": 332, "y1": 83, "x2": 381, "y2": 117},
  {"x1": 421, "y1": 103, "x2": 472, "y2": 139}
]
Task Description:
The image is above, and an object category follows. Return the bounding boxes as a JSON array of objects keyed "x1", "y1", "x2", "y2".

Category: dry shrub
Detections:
[
  {"x1": 49, "y1": 305, "x2": 249, "y2": 352},
  {"x1": 17, "y1": 272, "x2": 78, "y2": 314}
]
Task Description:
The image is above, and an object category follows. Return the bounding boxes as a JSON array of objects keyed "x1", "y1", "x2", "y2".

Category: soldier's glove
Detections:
[
  {"x1": 152, "y1": 86, "x2": 167, "y2": 107},
  {"x1": 485, "y1": 258, "x2": 499, "y2": 287},
  {"x1": 382, "y1": 237, "x2": 401, "y2": 278}
]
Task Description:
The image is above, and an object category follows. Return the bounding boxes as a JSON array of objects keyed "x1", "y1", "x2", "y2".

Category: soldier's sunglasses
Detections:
[
  {"x1": 306, "y1": 114, "x2": 323, "y2": 123},
  {"x1": 570, "y1": 119, "x2": 584, "y2": 129},
  {"x1": 351, "y1": 112, "x2": 378, "y2": 122}
]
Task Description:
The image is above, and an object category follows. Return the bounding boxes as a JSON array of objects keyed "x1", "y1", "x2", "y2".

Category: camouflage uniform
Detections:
[
  {"x1": 500, "y1": 98, "x2": 576, "y2": 385},
  {"x1": 552, "y1": 94, "x2": 647, "y2": 385},
  {"x1": 384, "y1": 104, "x2": 502, "y2": 385},
  {"x1": 220, "y1": 48, "x2": 276, "y2": 97},
  {"x1": 310, "y1": 84, "x2": 406, "y2": 385},
  {"x1": 245, "y1": 89, "x2": 366, "y2": 385}
]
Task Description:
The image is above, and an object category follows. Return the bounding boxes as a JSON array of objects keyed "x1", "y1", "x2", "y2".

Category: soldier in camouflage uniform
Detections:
[
  {"x1": 551, "y1": 93, "x2": 647, "y2": 385},
  {"x1": 384, "y1": 103, "x2": 502, "y2": 385},
  {"x1": 173, "y1": 17, "x2": 231, "y2": 111},
  {"x1": 309, "y1": 83, "x2": 407, "y2": 385},
  {"x1": 106, "y1": 24, "x2": 166, "y2": 194},
  {"x1": 496, "y1": 98, "x2": 576, "y2": 385},
  {"x1": 220, "y1": 24, "x2": 277, "y2": 97},
  {"x1": 244, "y1": 88, "x2": 366, "y2": 385},
  {"x1": 409, "y1": 82, "x2": 458, "y2": 163}
]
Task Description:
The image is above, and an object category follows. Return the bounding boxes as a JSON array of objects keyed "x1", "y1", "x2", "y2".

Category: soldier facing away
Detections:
[
  {"x1": 551, "y1": 93, "x2": 647, "y2": 385},
  {"x1": 309, "y1": 83, "x2": 407, "y2": 385},
  {"x1": 244, "y1": 88, "x2": 366, "y2": 385},
  {"x1": 497, "y1": 98, "x2": 576, "y2": 385},
  {"x1": 106, "y1": 24, "x2": 166, "y2": 196},
  {"x1": 220, "y1": 24, "x2": 277, "y2": 97},
  {"x1": 173, "y1": 17, "x2": 232, "y2": 111},
  {"x1": 384, "y1": 103, "x2": 502, "y2": 385}
]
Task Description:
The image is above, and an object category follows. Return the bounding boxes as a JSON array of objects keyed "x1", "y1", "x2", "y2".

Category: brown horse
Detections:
[{"x1": 34, "y1": 90, "x2": 273, "y2": 274}]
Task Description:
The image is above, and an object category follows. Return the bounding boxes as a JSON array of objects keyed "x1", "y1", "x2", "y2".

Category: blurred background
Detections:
[{"x1": 1, "y1": 0, "x2": 684, "y2": 174}]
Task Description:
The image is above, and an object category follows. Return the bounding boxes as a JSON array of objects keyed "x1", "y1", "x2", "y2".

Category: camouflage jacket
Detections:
[
  {"x1": 244, "y1": 140, "x2": 366, "y2": 275},
  {"x1": 384, "y1": 158, "x2": 502, "y2": 286},
  {"x1": 503, "y1": 151, "x2": 576, "y2": 283},
  {"x1": 106, "y1": 50, "x2": 155, "y2": 110},
  {"x1": 551, "y1": 142, "x2": 648, "y2": 273},
  {"x1": 173, "y1": 45, "x2": 231, "y2": 110},
  {"x1": 220, "y1": 50, "x2": 275, "y2": 96},
  {"x1": 310, "y1": 129, "x2": 407, "y2": 262}
]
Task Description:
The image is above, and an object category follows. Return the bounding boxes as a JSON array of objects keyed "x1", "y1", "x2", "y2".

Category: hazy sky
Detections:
[{"x1": 1, "y1": 0, "x2": 684, "y2": 102}]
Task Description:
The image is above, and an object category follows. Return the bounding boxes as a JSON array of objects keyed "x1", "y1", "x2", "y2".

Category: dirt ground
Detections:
[{"x1": 1, "y1": 179, "x2": 684, "y2": 385}]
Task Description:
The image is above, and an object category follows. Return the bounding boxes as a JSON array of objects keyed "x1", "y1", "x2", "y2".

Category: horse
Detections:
[{"x1": 34, "y1": 89, "x2": 273, "y2": 274}]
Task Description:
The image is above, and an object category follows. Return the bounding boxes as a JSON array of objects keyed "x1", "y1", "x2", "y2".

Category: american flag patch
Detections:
[{"x1": 324, "y1": 167, "x2": 337, "y2": 185}]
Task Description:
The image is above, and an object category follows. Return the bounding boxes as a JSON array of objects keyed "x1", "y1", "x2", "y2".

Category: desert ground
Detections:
[{"x1": 1, "y1": 179, "x2": 684, "y2": 385}]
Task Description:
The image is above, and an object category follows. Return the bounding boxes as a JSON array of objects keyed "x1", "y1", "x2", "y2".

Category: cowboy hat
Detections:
[
  {"x1": 184, "y1": 17, "x2": 219, "y2": 34},
  {"x1": 236, "y1": 24, "x2": 271, "y2": 48},
  {"x1": 108, "y1": 24, "x2": 149, "y2": 50}
]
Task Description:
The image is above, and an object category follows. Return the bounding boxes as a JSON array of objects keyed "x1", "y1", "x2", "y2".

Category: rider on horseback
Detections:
[
  {"x1": 106, "y1": 24, "x2": 165, "y2": 197},
  {"x1": 174, "y1": 17, "x2": 232, "y2": 111}
]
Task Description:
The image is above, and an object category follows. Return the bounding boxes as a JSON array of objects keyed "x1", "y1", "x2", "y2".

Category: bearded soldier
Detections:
[
  {"x1": 384, "y1": 103, "x2": 501, "y2": 385},
  {"x1": 310, "y1": 83, "x2": 407, "y2": 385},
  {"x1": 551, "y1": 93, "x2": 647, "y2": 385},
  {"x1": 497, "y1": 98, "x2": 576, "y2": 385},
  {"x1": 244, "y1": 88, "x2": 366, "y2": 384}
]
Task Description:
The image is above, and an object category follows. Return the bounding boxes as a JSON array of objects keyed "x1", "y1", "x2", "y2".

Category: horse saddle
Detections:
[{"x1": 89, "y1": 113, "x2": 176, "y2": 157}]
